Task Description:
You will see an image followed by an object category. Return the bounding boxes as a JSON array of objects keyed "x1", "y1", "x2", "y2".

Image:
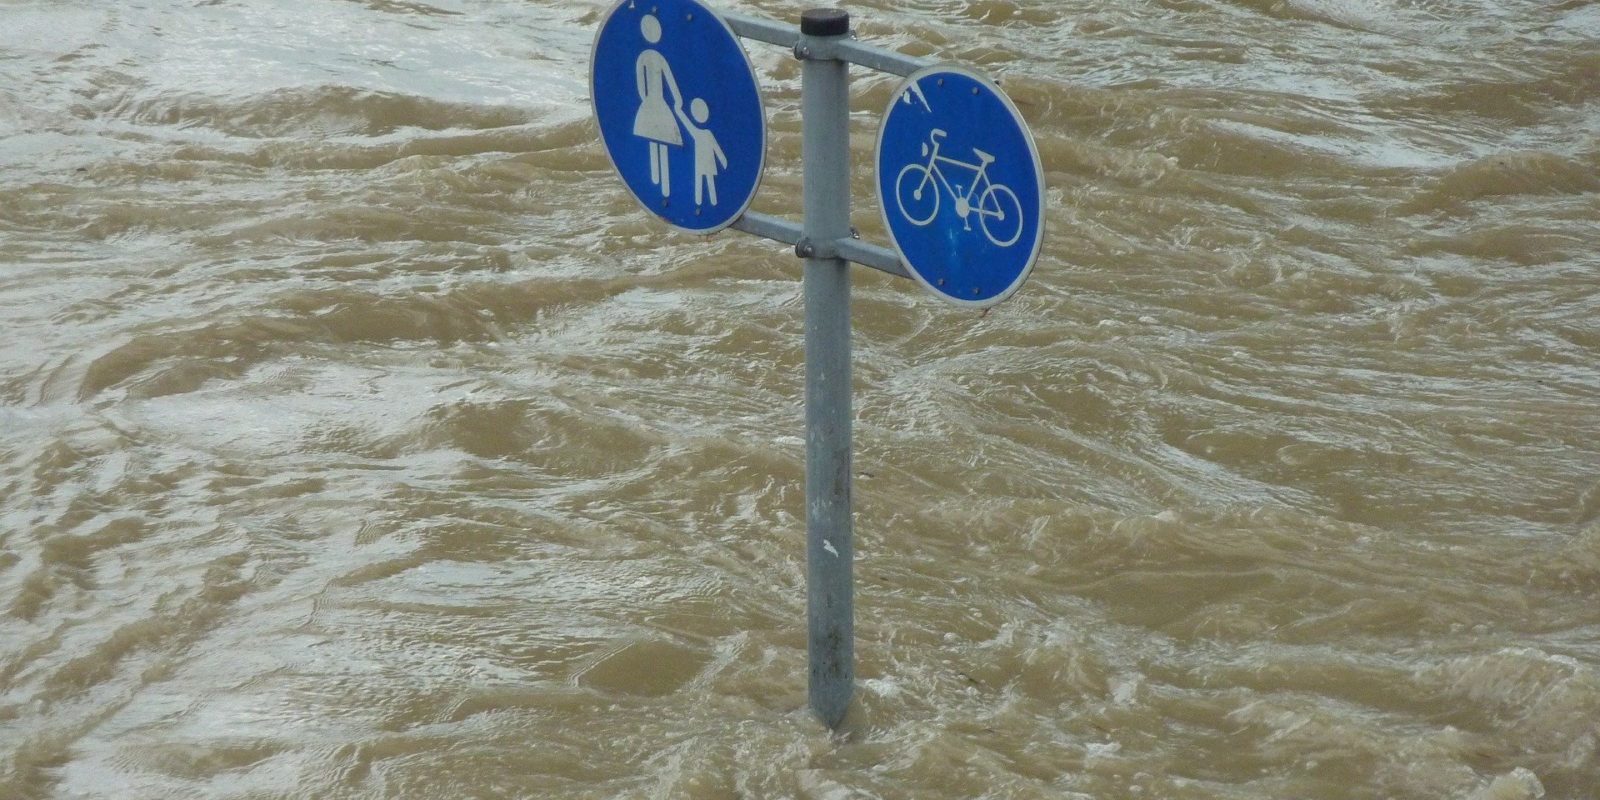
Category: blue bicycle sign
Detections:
[
  {"x1": 876, "y1": 65, "x2": 1044, "y2": 307},
  {"x1": 894, "y1": 128, "x2": 1025, "y2": 248}
]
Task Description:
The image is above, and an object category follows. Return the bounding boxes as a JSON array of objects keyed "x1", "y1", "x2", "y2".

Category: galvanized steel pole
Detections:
[{"x1": 799, "y1": 7, "x2": 854, "y2": 729}]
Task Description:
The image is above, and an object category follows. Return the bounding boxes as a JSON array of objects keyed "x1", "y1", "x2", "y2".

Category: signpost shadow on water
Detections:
[{"x1": 591, "y1": 0, "x2": 1045, "y2": 729}]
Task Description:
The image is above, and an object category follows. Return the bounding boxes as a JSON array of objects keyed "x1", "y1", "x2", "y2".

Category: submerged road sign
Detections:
[
  {"x1": 876, "y1": 65, "x2": 1044, "y2": 307},
  {"x1": 591, "y1": 0, "x2": 766, "y2": 233},
  {"x1": 589, "y1": 3, "x2": 1048, "y2": 730}
]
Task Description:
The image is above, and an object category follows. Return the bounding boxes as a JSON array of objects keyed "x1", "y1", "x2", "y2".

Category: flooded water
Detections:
[{"x1": 2, "y1": 0, "x2": 1598, "y2": 797}]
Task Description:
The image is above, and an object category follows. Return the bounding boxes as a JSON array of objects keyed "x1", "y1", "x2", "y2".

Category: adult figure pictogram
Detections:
[{"x1": 632, "y1": 14, "x2": 684, "y2": 198}]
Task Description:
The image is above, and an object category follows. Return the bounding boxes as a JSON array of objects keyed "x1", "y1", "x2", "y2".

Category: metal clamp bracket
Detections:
[
  {"x1": 794, "y1": 236, "x2": 834, "y2": 259},
  {"x1": 733, "y1": 212, "x2": 909, "y2": 278}
]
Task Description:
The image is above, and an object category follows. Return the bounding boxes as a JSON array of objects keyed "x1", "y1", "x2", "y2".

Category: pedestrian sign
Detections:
[
  {"x1": 591, "y1": 0, "x2": 766, "y2": 233},
  {"x1": 875, "y1": 66, "x2": 1044, "y2": 307}
]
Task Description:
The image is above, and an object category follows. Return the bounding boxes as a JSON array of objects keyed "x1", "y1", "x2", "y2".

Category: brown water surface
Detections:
[{"x1": 2, "y1": 0, "x2": 1598, "y2": 798}]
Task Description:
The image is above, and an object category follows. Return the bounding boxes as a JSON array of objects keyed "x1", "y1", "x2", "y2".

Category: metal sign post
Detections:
[
  {"x1": 590, "y1": 2, "x2": 1045, "y2": 729},
  {"x1": 797, "y1": 8, "x2": 855, "y2": 728}
]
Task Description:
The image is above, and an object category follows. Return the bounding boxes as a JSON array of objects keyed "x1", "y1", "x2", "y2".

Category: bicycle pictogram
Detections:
[{"x1": 893, "y1": 128, "x2": 1024, "y2": 248}]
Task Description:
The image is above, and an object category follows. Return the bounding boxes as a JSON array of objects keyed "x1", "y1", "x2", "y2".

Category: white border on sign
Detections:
[
  {"x1": 874, "y1": 64, "x2": 1046, "y2": 308},
  {"x1": 588, "y1": 0, "x2": 767, "y2": 236}
]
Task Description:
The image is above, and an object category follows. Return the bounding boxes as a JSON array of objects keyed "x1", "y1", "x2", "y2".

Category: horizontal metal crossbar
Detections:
[
  {"x1": 733, "y1": 212, "x2": 910, "y2": 279},
  {"x1": 722, "y1": 12, "x2": 933, "y2": 77},
  {"x1": 719, "y1": 12, "x2": 920, "y2": 282}
]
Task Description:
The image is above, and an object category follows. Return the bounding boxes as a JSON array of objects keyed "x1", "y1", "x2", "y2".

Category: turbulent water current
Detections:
[{"x1": 2, "y1": 0, "x2": 1599, "y2": 798}]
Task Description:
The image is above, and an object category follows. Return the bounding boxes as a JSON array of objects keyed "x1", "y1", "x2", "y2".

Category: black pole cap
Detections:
[{"x1": 800, "y1": 8, "x2": 850, "y2": 37}]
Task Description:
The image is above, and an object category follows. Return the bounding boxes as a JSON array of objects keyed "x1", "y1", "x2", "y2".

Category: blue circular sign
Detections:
[
  {"x1": 876, "y1": 66, "x2": 1045, "y2": 307},
  {"x1": 591, "y1": 0, "x2": 765, "y2": 234}
]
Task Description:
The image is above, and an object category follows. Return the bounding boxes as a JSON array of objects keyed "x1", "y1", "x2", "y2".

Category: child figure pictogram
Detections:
[{"x1": 677, "y1": 98, "x2": 728, "y2": 207}]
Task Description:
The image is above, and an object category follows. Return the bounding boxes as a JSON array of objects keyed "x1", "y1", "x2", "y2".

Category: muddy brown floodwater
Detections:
[{"x1": 2, "y1": 0, "x2": 1598, "y2": 798}]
